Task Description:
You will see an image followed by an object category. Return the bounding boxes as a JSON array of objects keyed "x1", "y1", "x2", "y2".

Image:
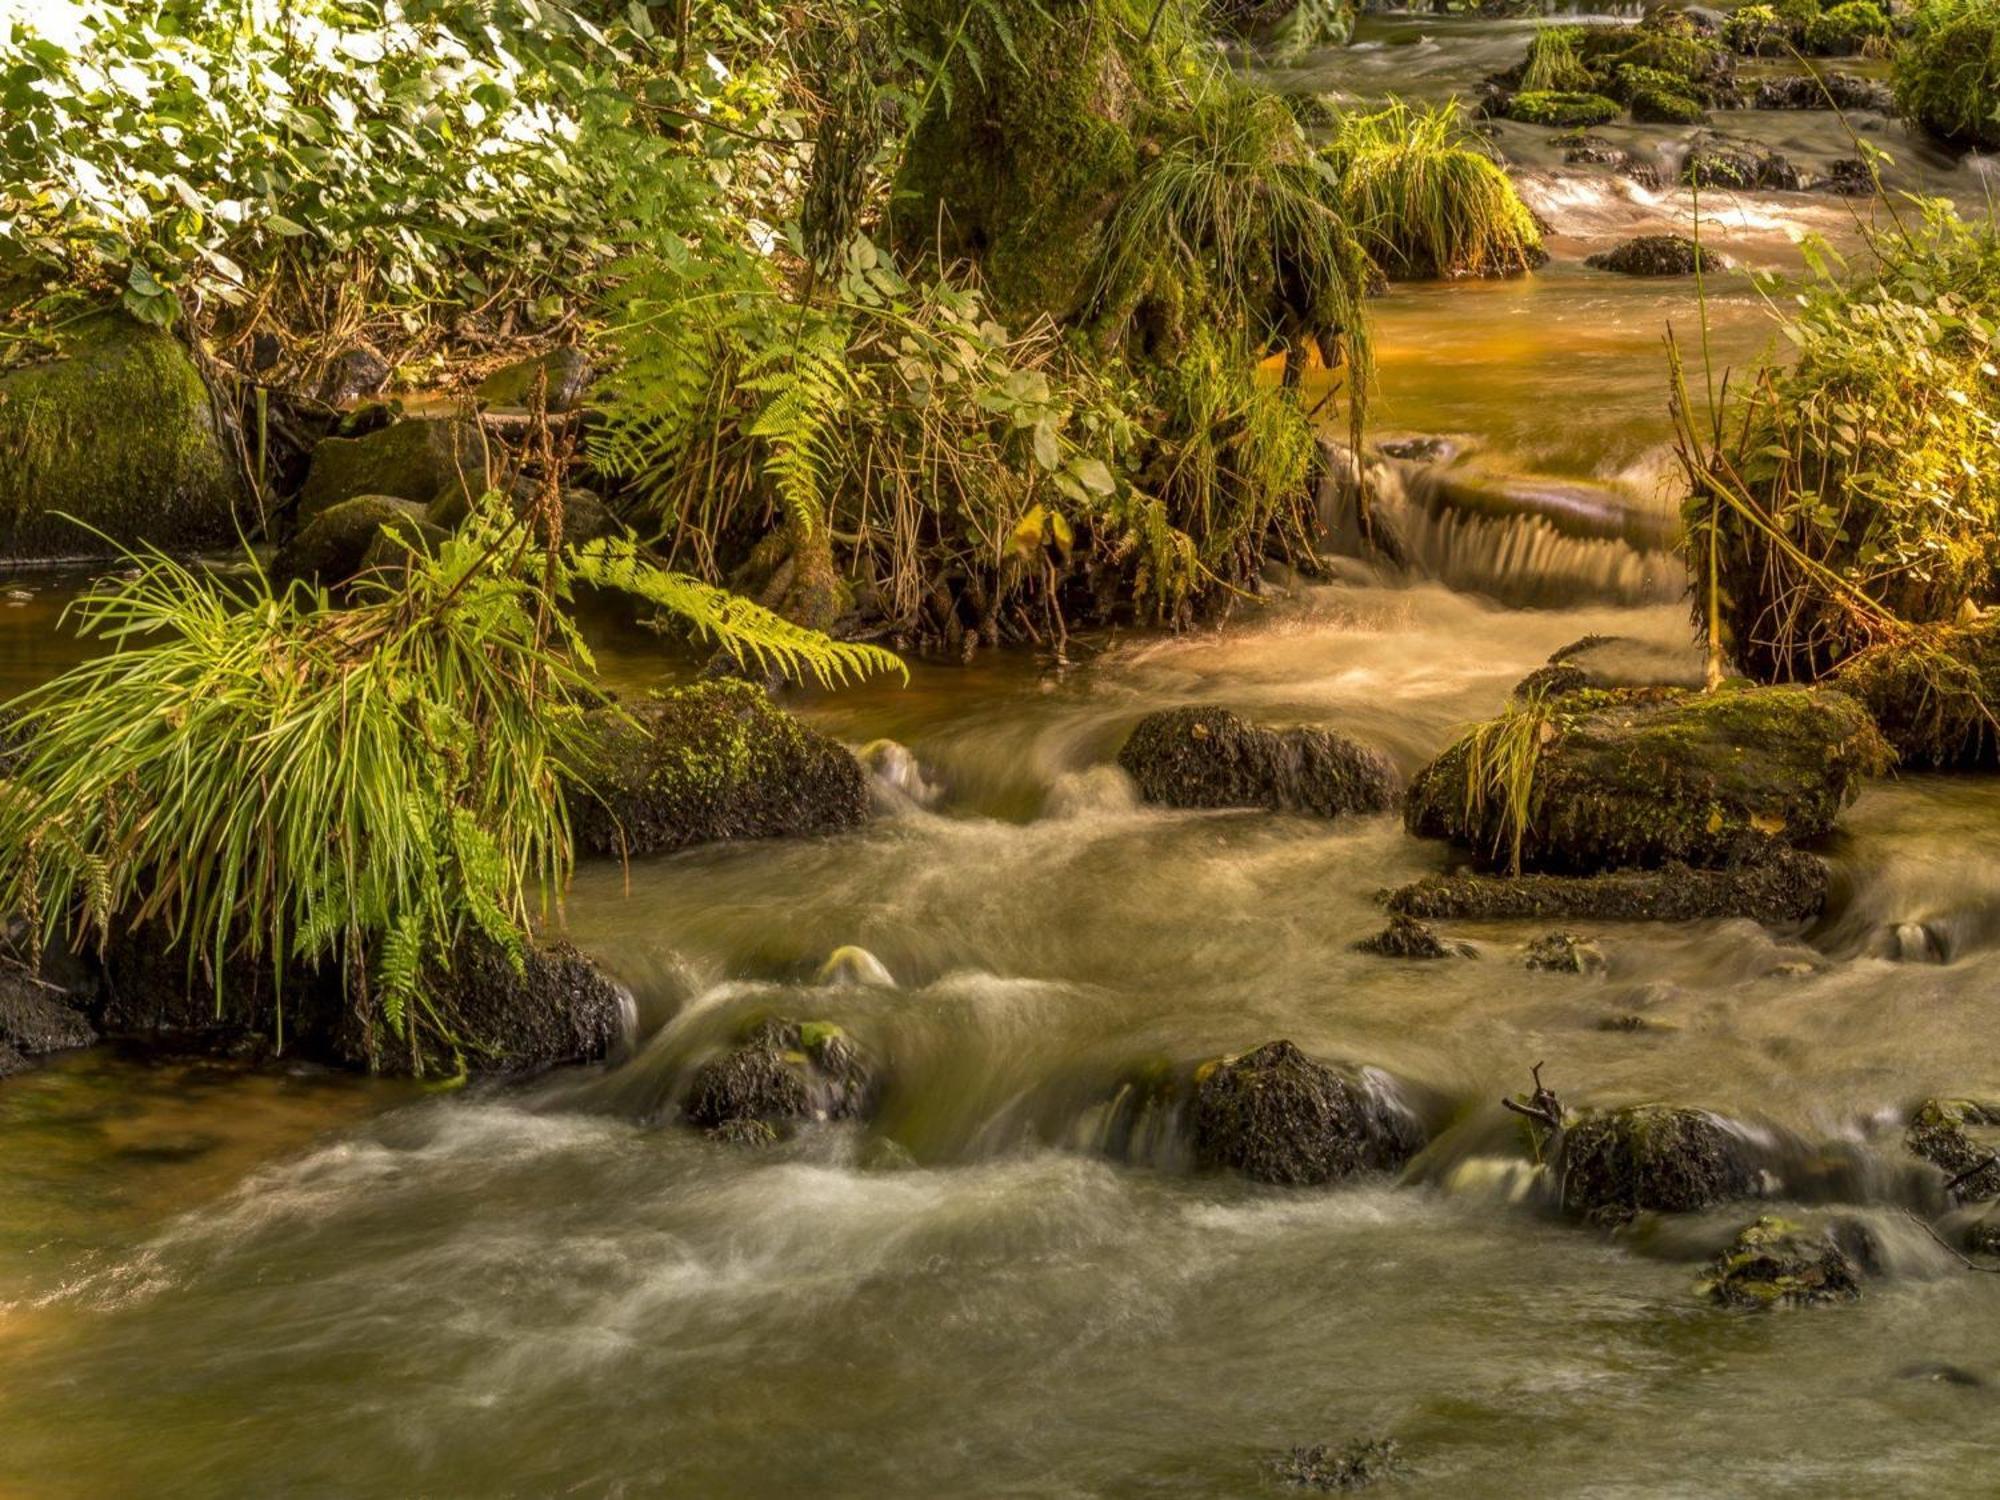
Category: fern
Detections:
[{"x1": 742, "y1": 321, "x2": 860, "y2": 536}]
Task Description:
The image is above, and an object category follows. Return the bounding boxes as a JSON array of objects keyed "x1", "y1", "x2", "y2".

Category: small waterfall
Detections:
[{"x1": 1317, "y1": 438, "x2": 1687, "y2": 607}]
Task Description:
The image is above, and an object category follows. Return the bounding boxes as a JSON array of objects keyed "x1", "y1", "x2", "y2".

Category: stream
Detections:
[{"x1": 4, "y1": 15, "x2": 2000, "y2": 1498}]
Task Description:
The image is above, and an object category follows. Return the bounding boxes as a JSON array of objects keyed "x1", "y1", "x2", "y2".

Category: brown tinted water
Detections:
[{"x1": 3, "y1": 19, "x2": 2000, "y2": 1497}]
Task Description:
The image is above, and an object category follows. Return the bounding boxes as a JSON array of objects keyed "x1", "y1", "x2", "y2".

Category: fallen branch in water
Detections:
[
  {"x1": 1502, "y1": 1060, "x2": 1566, "y2": 1133},
  {"x1": 1902, "y1": 1209, "x2": 2000, "y2": 1274},
  {"x1": 1944, "y1": 1151, "x2": 2000, "y2": 1197}
]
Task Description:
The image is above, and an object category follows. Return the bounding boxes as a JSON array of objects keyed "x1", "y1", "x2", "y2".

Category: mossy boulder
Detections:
[
  {"x1": 1753, "y1": 71, "x2": 1894, "y2": 111},
  {"x1": 1503, "y1": 91, "x2": 1622, "y2": 128},
  {"x1": 1681, "y1": 140, "x2": 1807, "y2": 190},
  {"x1": 1118, "y1": 706, "x2": 1396, "y2": 818},
  {"x1": 0, "y1": 311, "x2": 242, "y2": 558},
  {"x1": 1524, "y1": 930, "x2": 1605, "y2": 972},
  {"x1": 683, "y1": 1018, "x2": 878, "y2": 1136},
  {"x1": 1802, "y1": 0, "x2": 1887, "y2": 54},
  {"x1": 295, "y1": 416, "x2": 494, "y2": 521},
  {"x1": 1895, "y1": 0, "x2": 2000, "y2": 150},
  {"x1": 1191, "y1": 1040, "x2": 1423, "y2": 1186},
  {"x1": 0, "y1": 970, "x2": 96, "y2": 1055},
  {"x1": 1833, "y1": 619, "x2": 2000, "y2": 769},
  {"x1": 1584, "y1": 234, "x2": 1720, "y2": 277},
  {"x1": 1354, "y1": 914, "x2": 1473, "y2": 959},
  {"x1": 474, "y1": 347, "x2": 592, "y2": 413},
  {"x1": 1404, "y1": 685, "x2": 1888, "y2": 874},
  {"x1": 388, "y1": 939, "x2": 628, "y2": 1078},
  {"x1": 1558, "y1": 1104, "x2": 1762, "y2": 1223},
  {"x1": 1388, "y1": 848, "x2": 1828, "y2": 924},
  {"x1": 1628, "y1": 81, "x2": 1710, "y2": 123},
  {"x1": 272, "y1": 495, "x2": 436, "y2": 588},
  {"x1": 567, "y1": 681, "x2": 868, "y2": 859},
  {"x1": 1906, "y1": 1098, "x2": 2000, "y2": 1202},
  {"x1": 1700, "y1": 1215, "x2": 1862, "y2": 1308}
]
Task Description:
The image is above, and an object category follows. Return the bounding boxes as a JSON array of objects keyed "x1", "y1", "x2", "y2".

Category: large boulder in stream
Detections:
[
  {"x1": 567, "y1": 681, "x2": 868, "y2": 859},
  {"x1": 1681, "y1": 140, "x2": 1807, "y2": 191},
  {"x1": 0, "y1": 311, "x2": 243, "y2": 559},
  {"x1": 1405, "y1": 685, "x2": 1888, "y2": 874},
  {"x1": 1584, "y1": 235, "x2": 1721, "y2": 278},
  {"x1": 684, "y1": 1018, "x2": 878, "y2": 1139},
  {"x1": 1388, "y1": 848, "x2": 1829, "y2": 924},
  {"x1": 1191, "y1": 1041, "x2": 1423, "y2": 1186},
  {"x1": 1832, "y1": 619, "x2": 2000, "y2": 770},
  {"x1": 1557, "y1": 1104, "x2": 1762, "y2": 1223},
  {"x1": 1118, "y1": 707, "x2": 1396, "y2": 818},
  {"x1": 0, "y1": 970, "x2": 96, "y2": 1056}
]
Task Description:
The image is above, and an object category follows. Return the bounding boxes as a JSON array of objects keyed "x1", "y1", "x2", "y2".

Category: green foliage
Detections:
[
  {"x1": 1454, "y1": 691, "x2": 1554, "y2": 878},
  {"x1": 1803, "y1": 0, "x2": 1890, "y2": 53},
  {"x1": 1520, "y1": 26, "x2": 1595, "y2": 93},
  {"x1": 1721, "y1": 4, "x2": 1787, "y2": 54},
  {"x1": 1259, "y1": 0, "x2": 1359, "y2": 57},
  {"x1": 1621, "y1": 68, "x2": 1710, "y2": 123},
  {"x1": 1503, "y1": 91, "x2": 1622, "y2": 128},
  {"x1": 1673, "y1": 205, "x2": 2000, "y2": 681},
  {"x1": 1321, "y1": 102, "x2": 1543, "y2": 280},
  {"x1": 1895, "y1": 0, "x2": 2000, "y2": 150}
]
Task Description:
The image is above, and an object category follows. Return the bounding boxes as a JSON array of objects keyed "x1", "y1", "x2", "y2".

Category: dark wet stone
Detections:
[
  {"x1": 1816, "y1": 157, "x2": 1875, "y2": 196},
  {"x1": 314, "y1": 346, "x2": 390, "y2": 406},
  {"x1": 1389, "y1": 849, "x2": 1826, "y2": 924},
  {"x1": 1542, "y1": 634, "x2": 1711, "y2": 691},
  {"x1": 1558, "y1": 1104, "x2": 1761, "y2": 1223},
  {"x1": 684, "y1": 1019, "x2": 877, "y2": 1132},
  {"x1": 1524, "y1": 931, "x2": 1605, "y2": 973},
  {"x1": 1899, "y1": 1361, "x2": 1987, "y2": 1388},
  {"x1": 1267, "y1": 1436, "x2": 1404, "y2": 1491},
  {"x1": 567, "y1": 681, "x2": 868, "y2": 859},
  {"x1": 1585, "y1": 234, "x2": 1722, "y2": 277},
  {"x1": 409, "y1": 938, "x2": 627, "y2": 1077},
  {"x1": 1906, "y1": 1099, "x2": 2000, "y2": 1202},
  {"x1": 0, "y1": 1041, "x2": 27, "y2": 1079},
  {"x1": 705, "y1": 1117, "x2": 782, "y2": 1147},
  {"x1": 1117, "y1": 707, "x2": 1395, "y2": 818},
  {"x1": 1681, "y1": 140, "x2": 1807, "y2": 190},
  {"x1": 0, "y1": 971, "x2": 97, "y2": 1054},
  {"x1": 1700, "y1": 1215, "x2": 1861, "y2": 1308},
  {"x1": 1354, "y1": 914, "x2": 1474, "y2": 960},
  {"x1": 272, "y1": 494, "x2": 435, "y2": 588},
  {"x1": 1404, "y1": 686, "x2": 1886, "y2": 874},
  {"x1": 1753, "y1": 72, "x2": 1894, "y2": 112},
  {"x1": 1191, "y1": 1041, "x2": 1423, "y2": 1187}
]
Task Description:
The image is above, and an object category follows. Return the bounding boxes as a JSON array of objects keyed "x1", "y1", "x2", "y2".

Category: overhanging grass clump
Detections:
[
  {"x1": 1673, "y1": 206, "x2": 2000, "y2": 682},
  {"x1": 1895, "y1": 0, "x2": 2000, "y2": 150},
  {"x1": 1321, "y1": 102, "x2": 1545, "y2": 279}
]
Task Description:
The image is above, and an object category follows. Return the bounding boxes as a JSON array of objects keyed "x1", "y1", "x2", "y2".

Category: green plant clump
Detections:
[
  {"x1": 1804, "y1": 0, "x2": 1890, "y2": 53},
  {"x1": 1894, "y1": 0, "x2": 2000, "y2": 150},
  {"x1": 1520, "y1": 26, "x2": 1596, "y2": 92},
  {"x1": 1322, "y1": 102, "x2": 1545, "y2": 279},
  {"x1": 1503, "y1": 90, "x2": 1623, "y2": 127},
  {"x1": 1721, "y1": 4, "x2": 1787, "y2": 54},
  {"x1": 1673, "y1": 205, "x2": 2000, "y2": 682}
]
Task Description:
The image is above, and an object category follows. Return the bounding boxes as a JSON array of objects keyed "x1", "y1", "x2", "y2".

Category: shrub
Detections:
[
  {"x1": 1673, "y1": 206, "x2": 2000, "y2": 681},
  {"x1": 1321, "y1": 102, "x2": 1545, "y2": 278},
  {"x1": 1721, "y1": 4, "x2": 1787, "y2": 53},
  {"x1": 1803, "y1": 0, "x2": 1890, "y2": 53},
  {"x1": 1895, "y1": 0, "x2": 2000, "y2": 150},
  {"x1": 1504, "y1": 91, "x2": 1623, "y2": 127}
]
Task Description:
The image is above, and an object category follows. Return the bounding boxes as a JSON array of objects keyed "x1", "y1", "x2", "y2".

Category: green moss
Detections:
[
  {"x1": 1894, "y1": 0, "x2": 2000, "y2": 150},
  {"x1": 1503, "y1": 90, "x2": 1621, "y2": 127},
  {"x1": 1622, "y1": 67, "x2": 1711, "y2": 122},
  {"x1": 1699, "y1": 1215, "x2": 1862, "y2": 1308},
  {"x1": 1804, "y1": 0, "x2": 1888, "y2": 53},
  {"x1": 0, "y1": 309, "x2": 242, "y2": 558}
]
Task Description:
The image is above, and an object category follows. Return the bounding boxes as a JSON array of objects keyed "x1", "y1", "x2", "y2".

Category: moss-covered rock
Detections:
[
  {"x1": 0, "y1": 311, "x2": 242, "y2": 558},
  {"x1": 1523, "y1": 930, "x2": 1604, "y2": 972},
  {"x1": 1628, "y1": 79, "x2": 1710, "y2": 123},
  {"x1": 1405, "y1": 685, "x2": 1887, "y2": 875},
  {"x1": 1752, "y1": 71, "x2": 1894, "y2": 111},
  {"x1": 1681, "y1": 140, "x2": 1807, "y2": 190},
  {"x1": 1503, "y1": 90, "x2": 1622, "y2": 127},
  {"x1": 1584, "y1": 235, "x2": 1721, "y2": 277},
  {"x1": 1906, "y1": 1097, "x2": 2000, "y2": 1202},
  {"x1": 1388, "y1": 849, "x2": 1828, "y2": 924},
  {"x1": 474, "y1": 347, "x2": 592, "y2": 413},
  {"x1": 1832, "y1": 619, "x2": 2000, "y2": 769},
  {"x1": 567, "y1": 681, "x2": 868, "y2": 859},
  {"x1": 272, "y1": 494, "x2": 436, "y2": 588},
  {"x1": 683, "y1": 1017, "x2": 878, "y2": 1135},
  {"x1": 1266, "y1": 1437, "x2": 1404, "y2": 1491},
  {"x1": 295, "y1": 416, "x2": 493, "y2": 520},
  {"x1": 1802, "y1": 0, "x2": 1887, "y2": 54},
  {"x1": 1558, "y1": 1104, "x2": 1761, "y2": 1223},
  {"x1": 1895, "y1": 0, "x2": 2000, "y2": 150},
  {"x1": 1118, "y1": 706, "x2": 1395, "y2": 818},
  {"x1": 1700, "y1": 1215, "x2": 1862, "y2": 1308},
  {"x1": 1354, "y1": 913, "x2": 1473, "y2": 959},
  {"x1": 1191, "y1": 1040, "x2": 1423, "y2": 1185},
  {"x1": 392, "y1": 938, "x2": 628, "y2": 1078}
]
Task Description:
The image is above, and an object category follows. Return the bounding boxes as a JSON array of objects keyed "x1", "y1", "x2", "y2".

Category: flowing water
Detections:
[{"x1": 5, "y1": 17, "x2": 2000, "y2": 1499}]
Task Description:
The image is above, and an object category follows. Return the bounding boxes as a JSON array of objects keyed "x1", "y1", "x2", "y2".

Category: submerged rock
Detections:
[
  {"x1": 1906, "y1": 1098, "x2": 2000, "y2": 1202},
  {"x1": 0, "y1": 971, "x2": 96, "y2": 1055},
  {"x1": 0, "y1": 311, "x2": 243, "y2": 559},
  {"x1": 568, "y1": 681, "x2": 868, "y2": 859},
  {"x1": 1558, "y1": 1104, "x2": 1761, "y2": 1223},
  {"x1": 683, "y1": 1018, "x2": 877, "y2": 1134},
  {"x1": 272, "y1": 494, "x2": 437, "y2": 587},
  {"x1": 1524, "y1": 931, "x2": 1605, "y2": 973},
  {"x1": 1191, "y1": 1041, "x2": 1422, "y2": 1186},
  {"x1": 1354, "y1": 914, "x2": 1474, "y2": 960},
  {"x1": 1700, "y1": 1215, "x2": 1862, "y2": 1308},
  {"x1": 1388, "y1": 849, "x2": 1827, "y2": 924},
  {"x1": 296, "y1": 416, "x2": 494, "y2": 520},
  {"x1": 1117, "y1": 707, "x2": 1395, "y2": 818},
  {"x1": 1584, "y1": 234, "x2": 1721, "y2": 277},
  {"x1": 1267, "y1": 1437, "x2": 1404, "y2": 1491},
  {"x1": 1404, "y1": 685, "x2": 1887, "y2": 874}
]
